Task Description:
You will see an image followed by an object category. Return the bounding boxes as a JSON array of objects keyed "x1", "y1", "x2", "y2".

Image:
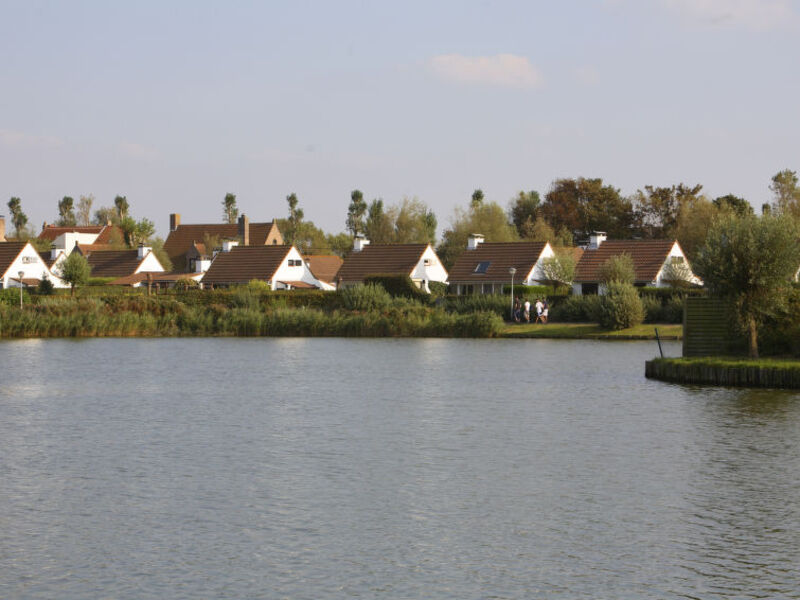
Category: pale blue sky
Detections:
[{"x1": 2, "y1": 0, "x2": 799, "y2": 238}]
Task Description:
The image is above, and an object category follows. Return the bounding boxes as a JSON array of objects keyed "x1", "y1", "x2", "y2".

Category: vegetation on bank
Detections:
[
  {"x1": 645, "y1": 356, "x2": 800, "y2": 389},
  {"x1": 503, "y1": 323, "x2": 682, "y2": 340}
]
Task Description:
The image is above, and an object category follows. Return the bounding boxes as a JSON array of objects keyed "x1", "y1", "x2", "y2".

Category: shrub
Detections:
[
  {"x1": 363, "y1": 274, "x2": 428, "y2": 300},
  {"x1": 338, "y1": 283, "x2": 393, "y2": 311},
  {"x1": 599, "y1": 253, "x2": 635, "y2": 285},
  {"x1": 37, "y1": 277, "x2": 55, "y2": 295},
  {"x1": 428, "y1": 281, "x2": 449, "y2": 297},
  {"x1": 597, "y1": 282, "x2": 644, "y2": 330},
  {"x1": 549, "y1": 294, "x2": 602, "y2": 322}
]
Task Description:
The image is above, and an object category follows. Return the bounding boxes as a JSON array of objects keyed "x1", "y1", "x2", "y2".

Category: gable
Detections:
[
  {"x1": 449, "y1": 242, "x2": 548, "y2": 282},
  {"x1": 574, "y1": 240, "x2": 676, "y2": 283},
  {"x1": 336, "y1": 244, "x2": 429, "y2": 282}
]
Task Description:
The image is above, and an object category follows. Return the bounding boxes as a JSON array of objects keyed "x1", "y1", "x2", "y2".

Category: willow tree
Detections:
[{"x1": 694, "y1": 214, "x2": 800, "y2": 358}]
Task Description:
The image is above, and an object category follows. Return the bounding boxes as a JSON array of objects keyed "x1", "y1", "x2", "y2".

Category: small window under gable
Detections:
[
  {"x1": 474, "y1": 261, "x2": 490, "y2": 274},
  {"x1": 423, "y1": 258, "x2": 432, "y2": 266},
  {"x1": 670, "y1": 256, "x2": 684, "y2": 265},
  {"x1": 288, "y1": 259, "x2": 302, "y2": 267}
]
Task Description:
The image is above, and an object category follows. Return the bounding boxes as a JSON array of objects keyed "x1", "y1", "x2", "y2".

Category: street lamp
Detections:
[
  {"x1": 18, "y1": 271, "x2": 24, "y2": 309},
  {"x1": 508, "y1": 267, "x2": 517, "y2": 320}
]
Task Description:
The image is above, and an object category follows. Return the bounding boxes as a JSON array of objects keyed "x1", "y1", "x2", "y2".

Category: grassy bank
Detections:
[
  {"x1": 502, "y1": 323, "x2": 682, "y2": 340},
  {"x1": 645, "y1": 356, "x2": 800, "y2": 389}
]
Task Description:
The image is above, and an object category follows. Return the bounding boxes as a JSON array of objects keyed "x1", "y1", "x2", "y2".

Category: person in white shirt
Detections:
[{"x1": 534, "y1": 299, "x2": 544, "y2": 324}]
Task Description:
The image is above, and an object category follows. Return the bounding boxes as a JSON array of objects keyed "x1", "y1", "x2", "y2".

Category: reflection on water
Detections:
[{"x1": 1, "y1": 338, "x2": 799, "y2": 599}]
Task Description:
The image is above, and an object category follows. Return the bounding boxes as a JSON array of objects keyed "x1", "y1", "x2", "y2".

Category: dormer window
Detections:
[{"x1": 474, "y1": 261, "x2": 490, "y2": 274}]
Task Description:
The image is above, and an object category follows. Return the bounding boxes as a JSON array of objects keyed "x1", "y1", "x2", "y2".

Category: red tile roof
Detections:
[
  {"x1": 38, "y1": 224, "x2": 124, "y2": 244},
  {"x1": 574, "y1": 240, "x2": 677, "y2": 283},
  {"x1": 201, "y1": 245, "x2": 292, "y2": 285},
  {"x1": 448, "y1": 241, "x2": 549, "y2": 282},
  {"x1": 335, "y1": 244, "x2": 429, "y2": 283},
  {"x1": 163, "y1": 222, "x2": 282, "y2": 268},
  {"x1": 304, "y1": 255, "x2": 343, "y2": 284}
]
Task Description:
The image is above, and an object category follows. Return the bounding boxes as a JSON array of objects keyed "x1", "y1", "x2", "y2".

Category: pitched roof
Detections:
[
  {"x1": 201, "y1": 245, "x2": 292, "y2": 285},
  {"x1": 0, "y1": 242, "x2": 28, "y2": 275},
  {"x1": 304, "y1": 255, "x2": 343, "y2": 284},
  {"x1": 38, "y1": 224, "x2": 124, "y2": 244},
  {"x1": 163, "y1": 222, "x2": 281, "y2": 264},
  {"x1": 335, "y1": 244, "x2": 429, "y2": 282},
  {"x1": 574, "y1": 239, "x2": 676, "y2": 283},
  {"x1": 81, "y1": 249, "x2": 148, "y2": 278},
  {"x1": 108, "y1": 272, "x2": 202, "y2": 286},
  {"x1": 448, "y1": 241, "x2": 549, "y2": 282}
]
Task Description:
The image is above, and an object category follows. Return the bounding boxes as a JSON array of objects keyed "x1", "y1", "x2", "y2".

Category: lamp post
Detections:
[
  {"x1": 18, "y1": 271, "x2": 24, "y2": 309},
  {"x1": 508, "y1": 267, "x2": 517, "y2": 320}
]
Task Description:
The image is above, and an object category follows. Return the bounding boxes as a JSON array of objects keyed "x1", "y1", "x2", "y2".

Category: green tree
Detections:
[
  {"x1": 508, "y1": 190, "x2": 541, "y2": 237},
  {"x1": 346, "y1": 189, "x2": 367, "y2": 236},
  {"x1": 520, "y1": 218, "x2": 572, "y2": 246},
  {"x1": 7, "y1": 197, "x2": 28, "y2": 237},
  {"x1": 540, "y1": 177, "x2": 634, "y2": 241},
  {"x1": 120, "y1": 216, "x2": 155, "y2": 247},
  {"x1": 77, "y1": 195, "x2": 94, "y2": 226},
  {"x1": 149, "y1": 237, "x2": 173, "y2": 271},
  {"x1": 364, "y1": 199, "x2": 393, "y2": 243},
  {"x1": 471, "y1": 189, "x2": 484, "y2": 208},
  {"x1": 57, "y1": 196, "x2": 77, "y2": 226},
  {"x1": 598, "y1": 253, "x2": 635, "y2": 286},
  {"x1": 222, "y1": 192, "x2": 238, "y2": 224},
  {"x1": 114, "y1": 195, "x2": 129, "y2": 221},
  {"x1": 390, "y1": 197, "x2": 437, "y2": 244},
  {"x1": 284, "y1": 193, "x2": 304, "y2": 245},
  {"x1": 326, "y1": 232, "x2": 354, "y2": 257},
  {"x1": 769, "y1": 169, "x2": 800, "y2": 217},
  {"x1": 58, "y1": 252, "x2": 91, "y2": 296},
  {"x1": 537, "y1": 250, "x2": 576, "y2": 291},
  {"x1": 713, "y1": 194, "x2": 753, "y2": 217},
  {"x1": 93, "y1": 206, "x2": 118, "y2": 225},
  {"x1": 437, "y1": 199, "x2": 518, "y2": 269},
  {"x1": 598, "y1": 282, "x2": 644, "y2": 330},
  {"x1": 672, "y1": 195, "x2": 720, "y2": 263},
  {"x1": 694, "y1": 214, "x2": 800, "y2": 358}
]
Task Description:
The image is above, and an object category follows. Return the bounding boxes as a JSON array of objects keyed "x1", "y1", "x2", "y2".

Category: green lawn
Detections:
[
  {"x1": 501, "y1": 322, "x2": 682, "y2": 340},
  {"x1": 653, "y1": 356, "x2": 800, "y2": 369}
]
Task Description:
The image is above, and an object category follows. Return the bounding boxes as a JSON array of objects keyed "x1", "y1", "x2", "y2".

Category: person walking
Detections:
[
  {"x1": 523, "y1": 298, "x2": 531, "y2": 323},
  {"x1": 513, "y1": 297, "x2": 521, "y2": 322},
  {"x1": 541, "y1": 299, "x2": 549, "y2": 324},
  {"x1": 534, "y1": 298, "x2": 544, "y2": 324}
]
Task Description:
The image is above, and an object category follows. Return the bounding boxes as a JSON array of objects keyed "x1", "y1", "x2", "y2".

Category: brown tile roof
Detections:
[
  {"x1": 304, "y1": 255, "x2": 343, "y2": 283},
  {"x1": 277, "y1": 280, "x2": 316, "y2": 289},
  {"x1": 448, "y1": 241, "x2": 548, "y2": 282},
  {"x1": 11, "y1": 277, "x2": 42, "y2": 287},
  {"x1": 42, "y1": 251, "x2": 63, "y2": 269},
  {"x1": 80, "y1": 249, "x2": 147, "y2": 278},
  {"x1": 108, "y1": 272, "x2": 201, "y2": 286},
  {"x1": 201, "y1": 245, "x2": 292, "y2": 285},
  {"x1": 38, "y1": 224, "x2": 124, "y2": 244},
  {"x1": 163, "y1": 222, "x2": 282, "y2": 266},
  {"x1": 335, "y1": 244, "x2": 429, "y2": 283},
  {"x1": 0, "y1": 242, "x2": 28, "y2": 275},
  {"x1": 574, "y1": 239, "x2": 677, "y2": 283}
]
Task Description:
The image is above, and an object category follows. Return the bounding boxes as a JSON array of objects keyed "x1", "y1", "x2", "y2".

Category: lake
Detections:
[{"x1": 1, "y1": 337, "x2": 799, "y2": 599}]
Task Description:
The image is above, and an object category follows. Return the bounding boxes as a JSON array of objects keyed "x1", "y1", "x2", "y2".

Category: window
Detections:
[
  {"x1": 473, "y1": 261, "x2": 490, "y2": 274},
  {"x1": 21, "y1": 256, "x2": 38, "y2": 264},
  {"x1": 423, "y1": 258, "x2": 432, "y2": 266},
  {"x1": 288, "y1": 259, "x2": 302, "y2": 267},
  {"x1": 670, "y1": 256, "x2": 685, "y2": 265}
]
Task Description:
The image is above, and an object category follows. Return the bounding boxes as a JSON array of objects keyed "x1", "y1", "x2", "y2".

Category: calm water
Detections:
[{"x1": 1, "y1": 337, "x2": 799, "y2": 599}]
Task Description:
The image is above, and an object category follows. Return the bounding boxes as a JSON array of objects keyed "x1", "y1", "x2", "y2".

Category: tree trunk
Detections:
[
  {"x1": 748, "y1": 316, "x2": 759, "y2": 359},
  {"x1": 70, "y1": 283, "x2": 75, "y2": 297}
]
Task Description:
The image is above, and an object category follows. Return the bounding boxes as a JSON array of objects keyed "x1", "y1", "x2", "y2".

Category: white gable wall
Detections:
[
  {"x1": 525, "y1": 242, "x2": 555, "y2": 285},
  {"x1": 133, "y1": 251, "x2": 166, "y2": 274},
  {"x1": 53, "y1": 231, "x2": 100, "y2": 250},
  {"x1": 409, "y1": 245, "x2": 449, "y2": 291},
  {"x1": 272, "y1": 246, "x2": 327, "y2": 291},
  {"x1": 1, "y1": 243, "x2": 67, "y2": 288},
  {"x1": 653, "y1": 242, "x2": 702, "y2": 287}
]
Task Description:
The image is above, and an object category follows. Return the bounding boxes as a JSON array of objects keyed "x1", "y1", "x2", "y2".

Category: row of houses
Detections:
[{"x1": 0, "y1": 213, "x2": 700, "y2": 294}]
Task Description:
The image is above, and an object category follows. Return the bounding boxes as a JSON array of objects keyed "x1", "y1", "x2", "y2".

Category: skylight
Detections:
[{"x1": 474, "y1": 261, "x2": 490, "y2": 274}]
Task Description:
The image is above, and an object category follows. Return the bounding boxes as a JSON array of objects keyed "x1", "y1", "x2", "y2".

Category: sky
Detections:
[{"x1": 1, "y1": 0, "x2": 799, "y2": 239}]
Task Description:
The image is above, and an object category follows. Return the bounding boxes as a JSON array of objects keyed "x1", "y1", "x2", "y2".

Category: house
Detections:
[
  {"x1": 0, "y1": 241, "x2": 66, "y2": 289},
  {"x1": 334, "y1": 236, "x2": 448, "y2": 291},
  {"x1": 572, "y1": 232, "x2": 699, "y2": 295},
  {"x1": 76, "y1": 244, "x2": 166, "y2": 279},
  {"x1": 200, "y1": 244, "x2": 328, "y2": 290},
  {"x1": 447, "y1": 235, "x2": 555, "y2": 295},
  {"x1": 108, "y1": 271, "x2": 203, "y2": 289},
  {"x1": 163, "y1": 213, "x2": 283, "y2": 272},
  {"x1": 39, "y1": 223, "x2": 125, "y2": 249},
  {"x1": 303, "y1": 255, "x2": 343, "y2": 291}
]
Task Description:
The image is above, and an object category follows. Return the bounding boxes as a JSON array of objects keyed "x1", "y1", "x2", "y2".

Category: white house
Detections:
[
  {"x1": 76, "y1": 244, "x2": 166, "y2": 279},
  {"x1": 447, "y1": 235, "x2": 555, "y2": 295},
  {"x1": 0, "y1": 241, "x2": 67, "y2": 289},
  {"x1": 335, "y1": 236, "x2": 448, "y2": 291},
  {"x1": 200, "y1": 244, "x2": 329, "y2": 290}
]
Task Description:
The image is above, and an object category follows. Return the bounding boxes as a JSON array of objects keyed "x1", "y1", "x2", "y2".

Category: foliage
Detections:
[
  {"x1": 283, "y1": 193, "x2": 304, "y2": 246},
  {"x1": 713, "y1": 194, "x2": 753, "y2": 217},
  {"x1": 77, "y1": 195, "x2": 94, "y2": 226},
  {"x1": 57, "y1": 196, "x2": 77, "y2": 226},
  {"x1": 37, "y1": 276, "x2": 55, "y2": 295},
  {"x1": 540, "y1": 177, "x2": 633, "y2": 241},
  {"x1": 390, "y1": 197, "x2": 437, "y2": 244},
  {"x1": 363, "y1": 274, "x2": 428, "y2": 300},
  {"x1": 114, "y1": 195, "x2": 129, "y2": 220},
  {"x1": 633, "y1": 183, "x2": 703, "y2": 239},
  {"x1": 671, "y1": 195, "x2": 719, "y2": 263},
  {"x1": 598, "y1": 253, "x2": 635, "y2": 285},
  {"x1": 93, "y1": 206, "x2": 118, "y2": 225},
  {"x1": 508, "y1": 190, "x2": 541, "y2": 237},
  {"x1": 58, "y1": 252, "x2": 91, "y2": 295},
  {"x1": 549, "y1": 295, "x2": 603, "y2": 323},
  {"x1": 444, "y1": 293, "x2": 510, "y2": 318},
  {"x1": 471, "y1": 189, "x2": 484, "y2": 207},
  {"x1": 325, "y1": 232, "x2": 353, "y2": 258},
  {"x1": 597, "y1": 282, "x2": 644, "y2": 330},
  {"x1": 519, "y1": 218, "x2": 573, "y2": 246},
  {"x1": 693, "y1": 213, "x2": 800, "y2": 358},
  {"x1": 364, "y1": 198, "x2": 393, "y2": 243},
  {"x1": 537, "y1": 250, "x2": 576, "y2": 289},
  {"x1": 338, "y1": 283, "x2": 393, "y2": 311},
  {"x1": 173, "y1": 278, "x2": 200, "y2": 291},
  {"x1": 346, "y1": 189, "x2": 367, "y2": 236},
  {"x1": 0, "y1": 288, "x2": 30, "y2": 306},
  {"x1": 149, "y1": 237, "x2": 172, "y2": 272},
  {"x1": 769, "y1": 169, "x2": 800, "y2": 217},
  {"x1": 222, "y1": 192, "x2": 238, "y2": 224},
  {"x1": 120, "y1": 216, "x2": 155, "y2": 247},
  {"x1": 501, "y1": 284, "x2": 561, "y2": 297},
  {"x1": 659, "y1": 257, "x2": 695, "y2": 287},
  {"x1": 428, "y1": 281, "x2": 448, "y2": 297},
  {"x1": 7, "y1": 197, "x2": 28, "y2": 236}
]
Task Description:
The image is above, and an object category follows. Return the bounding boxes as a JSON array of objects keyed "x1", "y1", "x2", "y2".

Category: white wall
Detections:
[
  {"x1": 272, "y1": 246, "x2": 328, "y2": 290},
  {"x1": 53, "y1": 231, "x2": 100, "y2": 250},
  {"x1": 653, "y1": 242, "x2": 702, "y2": 287},
  {"x1": 1, "y1": 243, "x2": 67, "y2": 288},
  {"x1": 134, "y1": 251, "x2": 166, "y2": 274},
  {"x1": 409, "y1": 245, "x2": 449, "y2": 291},
  {"x1": 525, "y1": 242, "x2": 555, "y2": 285}
]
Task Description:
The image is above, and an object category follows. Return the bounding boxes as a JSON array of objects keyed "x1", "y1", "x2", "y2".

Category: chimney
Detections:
[
  {"x1": 137, "y1": 243, "x2": 151, "y2": 259},
  {"x1": 0, "y1": 215, "x2": 5, "y2": 242},
  {"x1": 588, "y1": 231, "x2": 607, "y2": 250},
  {"x1": 50, "y1": 244, "x2": 60, "y2": 260},
  {"x1": 238, "y1": 214, "x2": 250, "y2": 246},
  {"x1": 169, "y1": 213, "x2": 181, "y2": 232},
  {"x1": 467, "y1": 233, "x2": 484, "y2": 250},
  {"x1": 353, "y1": 234, "x2": 370, "y2": 252},
  {"x1": 222, "y1": 240, "x2": 239, "y2": 253}
]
